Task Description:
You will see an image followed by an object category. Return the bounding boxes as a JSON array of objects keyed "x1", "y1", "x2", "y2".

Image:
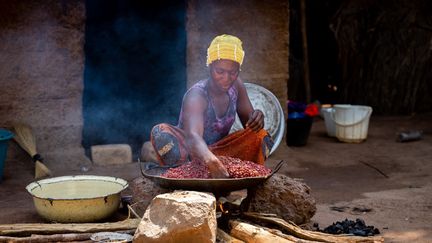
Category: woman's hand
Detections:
[
  {"x1": 206, "y1": 157, "x2": 230, "y2": 178},
  {"x1": 246, "y1": 109, "x2": 264, "y2": 132}
]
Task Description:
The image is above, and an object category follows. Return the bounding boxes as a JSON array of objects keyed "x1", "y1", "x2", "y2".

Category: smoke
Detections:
[{"x1": 83, "y1": 0, "x2": 186, "y2": 156}]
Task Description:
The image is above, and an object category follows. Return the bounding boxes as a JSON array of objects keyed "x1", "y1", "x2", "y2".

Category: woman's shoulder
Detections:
[
  {"x1": 185, "y1": 79, "x2": 206, "y2": 95},
  {"x1": 191, "y1": 79, "x2": 207, "y2": 89},
  {"x1": 184, "y1": 79, "x2": 208, "y2": 101}
]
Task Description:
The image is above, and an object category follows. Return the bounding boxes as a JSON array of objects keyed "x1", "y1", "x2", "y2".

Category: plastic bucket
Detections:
[
  {"x1": 320, "y1": 107, "x2": 336, "y2": 137},
  {"x1": 0, "y1": 129, "x2": 14, "y2": 181},
  {"x1": 286, "y1": 117, "x2": 313, "y2": 146},
  {"x1": 331, "y1": 105, "x2": 372, "y2": 143}
]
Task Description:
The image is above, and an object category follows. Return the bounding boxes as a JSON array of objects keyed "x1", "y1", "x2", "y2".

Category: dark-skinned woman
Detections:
[{"x1": 151, "y1": 34, "x2": 274, "y2": 178}]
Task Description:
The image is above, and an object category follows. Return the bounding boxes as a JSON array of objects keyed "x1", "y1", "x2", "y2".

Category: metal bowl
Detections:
[
  {"x1": 229, "y1": 83, "x2": 285, "y2": 154},
  {"x1": 26, "y1": 175, "x2": 128, "y2": 223}
]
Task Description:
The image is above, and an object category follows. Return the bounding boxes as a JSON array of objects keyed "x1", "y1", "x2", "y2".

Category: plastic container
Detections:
[
  {"x1": 396, "y1": 130, "x2": 423, "y2": 142},
  {"x1": 286, "y1": 117, "x2": 313, "y2": 146},
  {"x1": 320, "y1": 106, "x2": 336, "y2": 137},
  {"x1": 331, "y1": 105, "x2": 372, "y2": 143},
  {"x1": 0, "y1": 128, "x2": 14, "y2": 181}
]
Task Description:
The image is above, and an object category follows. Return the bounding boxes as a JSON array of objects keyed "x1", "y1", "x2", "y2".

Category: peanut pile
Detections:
[{"x1": 162, "y1": 156, "x2": 271, "y2": 179}]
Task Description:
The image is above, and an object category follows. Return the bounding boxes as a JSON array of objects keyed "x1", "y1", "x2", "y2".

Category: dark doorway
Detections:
[
  {"x1": 289, "y1": 0, "x2": 341, "y2": 104},
  {"x1": 83, "y1": 0, "x2": 186, "y2": 158}
]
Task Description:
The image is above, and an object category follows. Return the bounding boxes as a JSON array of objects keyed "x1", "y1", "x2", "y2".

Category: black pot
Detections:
[{"x1": 285, "y1": 117, "x2": 313, "y2": 146}]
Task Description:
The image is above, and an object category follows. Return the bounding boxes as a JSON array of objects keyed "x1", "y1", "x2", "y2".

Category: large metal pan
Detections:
[
  {"x1": 26, "y1": 175, "x2": 128, "y2": 223},
  {"x1": 139, "y1": 160, "x2": 284, "y2": 195}
]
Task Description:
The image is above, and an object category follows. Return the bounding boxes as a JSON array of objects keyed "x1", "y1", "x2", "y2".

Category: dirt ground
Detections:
[{"x1": 0, "y1": 114, "x2": 431, "y2": 242}]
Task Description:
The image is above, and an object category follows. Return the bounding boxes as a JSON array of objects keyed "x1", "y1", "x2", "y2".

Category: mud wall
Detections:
[
  {"x1": 0, "y1": 1, "x2": 88, "y2": 170},
  {"x1": 186, "y1": 0, "x2": 289, "y2": 115}
]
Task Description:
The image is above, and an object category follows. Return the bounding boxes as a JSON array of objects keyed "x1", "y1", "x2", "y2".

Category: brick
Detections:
[
  {"x1": 140, "y1": 141, "x2": 158, "y2": 162},
  {"x1": 91, "y1": 144, "x2": 132, "y2": 165}
]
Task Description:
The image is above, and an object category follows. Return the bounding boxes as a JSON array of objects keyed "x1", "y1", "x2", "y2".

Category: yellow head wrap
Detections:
[{"x1": 206, "y1": 34, "x2": 245, "y2": 66}]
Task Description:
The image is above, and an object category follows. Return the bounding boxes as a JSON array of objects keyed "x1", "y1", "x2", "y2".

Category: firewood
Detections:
[
  {"x1": 0, "y1": 218, "x2": 140, "y2": 237},
  {"x1": 229, "y1": 220, "x2": 295, "y2": 243},
  {"x1": 0, "y1": 230, "x2": 135, "y2": 242},
  {"x1": 217, "y1": 228, "x2": 245, "y2": 243},
  {"x1": 243, "y1": 212, "x2": 384, "y2": 243},
  {"x1": 260, "y1": 226, "x2": 321, "y2": 243},
  {"x1": 0, "y1": 232, "x2": 94, "y2": 242}
]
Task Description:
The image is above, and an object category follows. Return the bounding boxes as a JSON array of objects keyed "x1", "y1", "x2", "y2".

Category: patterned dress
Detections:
[
  {"x1": 177, "y1": 79, "x2": 238, "y2": 145},
  {"x1": 150, "y1": 79, "x2": 273, "y2": 166}
]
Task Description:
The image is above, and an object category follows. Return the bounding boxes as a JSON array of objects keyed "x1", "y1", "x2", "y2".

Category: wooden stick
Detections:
[
  {"x1": 260, "y1": 226, "x2": 321, "y2": 243},
  {"x1": 0, "y1": 230, "x2": 135, "y2": 243},
  {"x1": 0, "y1": 232, "x2": 94, "y2": 242},
  {"x1": 300, "y1": 0, "x2": 311, "y2": 103},
  {"x1": 0, "y1": 218, "x2": 140, "y2": 237},
  {"x1": 230, "y1": 220, "x2": 295, "y2": 243},
  {"x1": 217, "y1": 228, "x2": 245, "y2": 243},
  {"x1": 243, "y1": 212, "x2": 384, "y2": 243}
]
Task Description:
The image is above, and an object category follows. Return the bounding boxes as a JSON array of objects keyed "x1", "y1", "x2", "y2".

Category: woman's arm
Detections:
[
  {"x1": 181, "y1": 90, "x2": 229, "y2": 178},
  {"x1": 235, "y1": 79, "x2": 264, "y2": 131}
]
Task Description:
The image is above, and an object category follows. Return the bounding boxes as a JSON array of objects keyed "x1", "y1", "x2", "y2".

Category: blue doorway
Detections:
[{"x1": 83, "y1": 0, "x2": 186, "y2": 158}]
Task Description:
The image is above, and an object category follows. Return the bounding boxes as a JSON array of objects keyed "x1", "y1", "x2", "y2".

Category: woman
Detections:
[{"x1": 151, "y1": 34, "x2": 274, "y2": 178}]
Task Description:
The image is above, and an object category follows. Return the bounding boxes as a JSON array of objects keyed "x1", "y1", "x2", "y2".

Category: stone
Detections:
[
  {"x1": 91, "y1": 144, "x2": 132, "y2": 165},
  {"x1": 247, "y1": 173, "x2": 316, "y2": 225},
  {"x1": 129, "y1": 177, "x2": 171, "y2": 216},
  {"x1": 140, "y1": 141, "x2": 158, "y2": 162},
  {"x1": 133, "y1": 191, "x2": 217, "y2": 243}
]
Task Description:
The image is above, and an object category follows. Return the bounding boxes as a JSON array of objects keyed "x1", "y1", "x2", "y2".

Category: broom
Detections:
[{"x1": 12, "y1": 123, "x2": 52, "y2": 179}]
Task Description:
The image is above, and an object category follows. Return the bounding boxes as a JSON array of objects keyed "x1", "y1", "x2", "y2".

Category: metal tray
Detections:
[
  {"x1": 139, "y1": 160, "x2": 284, "y2": 194},
  {"x1": 229, "y1": 83, "x2": 285, "y2": 155}
]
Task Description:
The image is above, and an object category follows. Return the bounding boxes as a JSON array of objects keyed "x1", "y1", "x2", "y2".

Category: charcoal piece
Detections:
[
  {"x1": 322, "y1": 218, "x2": 380, "y2": 236},
  {"x1": 330, "y1": 206, "x2": 349, "y2": 212}
]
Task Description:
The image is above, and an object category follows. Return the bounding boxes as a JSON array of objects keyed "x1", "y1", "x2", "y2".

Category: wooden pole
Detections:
[
  {"x1": 0, "y1": 230, "x2": 135, "y2": 243},
  {"x1": 0, "y1": 218, "x2": 140, "y2": 237},
  {"x1": 217, "y1": 228, "x2": 245, "y2": 243},
  {"x1": 0, "y1": 232, "x2": 94, "y2": 242},
  {"x1": 230, "y1": 220, "x2": 295, "y2": 243},
  {"x1": 300, "y1": 0, "x2": 312, "y2": 103}
]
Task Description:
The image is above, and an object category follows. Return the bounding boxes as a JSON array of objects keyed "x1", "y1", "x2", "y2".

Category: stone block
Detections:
[
  {"x1": 248, "y1": 173, "x2": 316, "y2": 225},
  {"x1": 133, "y1": 191, "x2": 217, "y2": 243},
  {"x1": 91, "y1": 144, "x2": 132, "y2": 165},
  {"x1": 140, "y1": 141, "x2": 158, "y2": 162}
]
